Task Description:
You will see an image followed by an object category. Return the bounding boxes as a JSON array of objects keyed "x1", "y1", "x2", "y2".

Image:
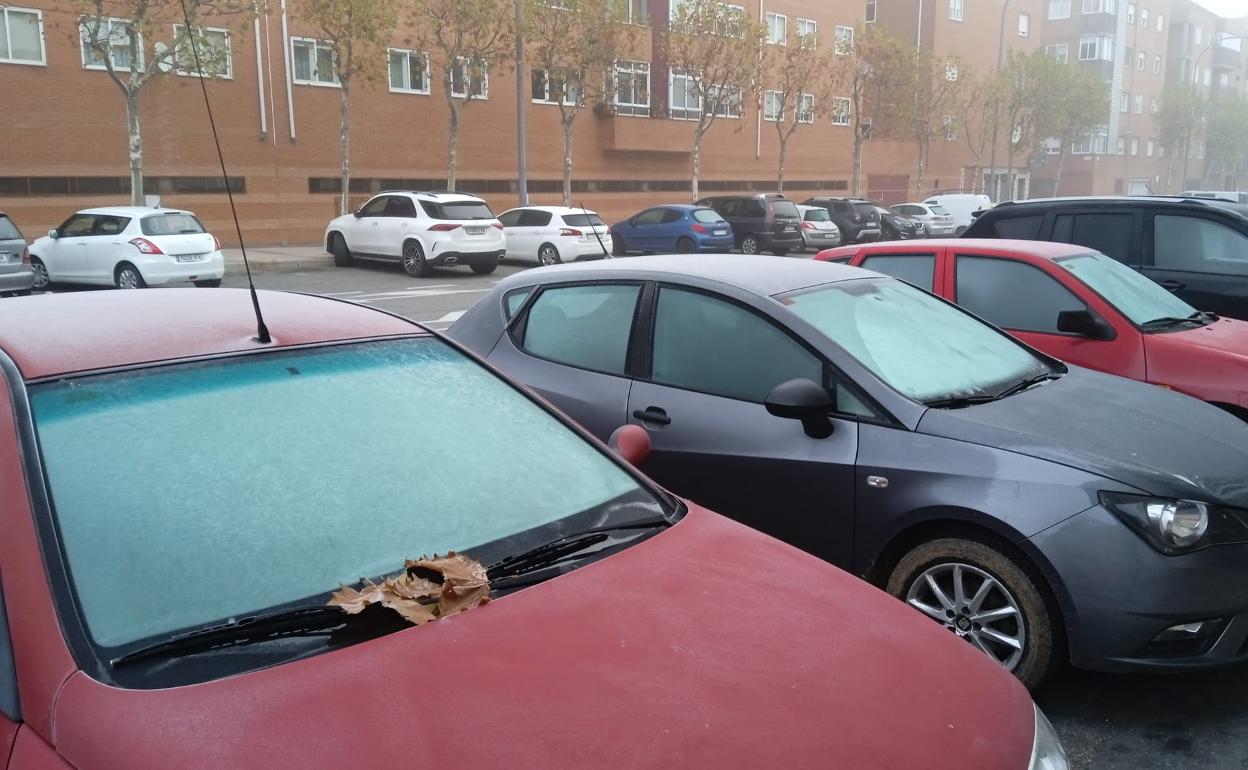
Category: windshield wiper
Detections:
[
  {"x1": 486, "y1": 515, "x2": 670, "y2": 583},
  {"x1": 1141, "y1": 312, "x2": 1208, "y2": 330},
  {"x1": 924, "y1": 371, "x2": 1062, "y2": 410},
  {"x1": 993, "y1": 371, "x2": 1063, "y2": 399}
]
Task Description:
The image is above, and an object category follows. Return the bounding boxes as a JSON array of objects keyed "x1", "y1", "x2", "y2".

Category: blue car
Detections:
[{"x1": 610, "y1": 205, "x2": 734, "y2": 255}]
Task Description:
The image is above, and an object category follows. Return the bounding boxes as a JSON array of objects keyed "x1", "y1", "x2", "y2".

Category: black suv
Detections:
[
  {"x1": 964, "y1": 196, "x2": 1248, "y2": 321},
  {"x1": 801, "y1": 197, "x2": 883, "y2": 244},
  {"x1": 695, "y1": 193, "x2": 803, "y2": 255}
]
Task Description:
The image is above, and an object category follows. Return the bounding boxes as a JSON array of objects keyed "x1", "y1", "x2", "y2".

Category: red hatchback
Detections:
[
  {"x1": 0, "y1": 290, "x2": 1058, "y2": 769},
  {"x1": 822, "y1": 239, "x2": 1248, "y2": 418}
]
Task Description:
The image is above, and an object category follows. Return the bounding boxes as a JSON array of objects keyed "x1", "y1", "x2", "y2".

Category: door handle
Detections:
[
  {"x1": 632, "y1": 407, "x2": 671, "y2": 426},
  {"x1": 1161, "y1": 279, "x2": 1186, "y2": 292}
]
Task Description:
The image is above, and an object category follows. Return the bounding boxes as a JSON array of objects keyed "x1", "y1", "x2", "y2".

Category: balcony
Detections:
[
  {"x1": 1213, "y1": 44, "x2": 1242, "y2": 70},
  {"x1": 597, "y1": 109, "x2": 692, "y2": 154}
]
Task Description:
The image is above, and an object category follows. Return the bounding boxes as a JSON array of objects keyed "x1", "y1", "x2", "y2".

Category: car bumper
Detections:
[
  {"x1": 926, "y1": 225, "x2": 957, "y2": 237},
  {"x1": 572, "y1": 238, "x2": 614, "y2": 261},
  {"x1": 695, "y1": 236, "x2": 737, "y2": 253},
  {"x1": 431, "y1": 249, "x2": 504, "y2": 267},
  {"x1": 758, "y1": 233, "x2": 804, "y2": 251},
  {"x1": 1031, "y1": 503, "x2": 1248, "y2": 672},
  {"x1": 0, "y1": 267, "x2": 35, "y2": 293},
  {"x1": 849, "y1": 228, "x2": 882, "y2": 243},
  {"x1": 136, "y1": 252, "x2": 226, "y2": 286},
  {"x1": 802, "y1": 232, "x2": 843, "y2": 249}
]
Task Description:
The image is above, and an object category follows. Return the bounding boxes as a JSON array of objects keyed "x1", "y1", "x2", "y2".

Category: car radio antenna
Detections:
[
  {"x1": 578, "y1": 201, "x2": 611, "y2": 259},
  {"x1": 178, "y1": 0, "x2": 270, "y2": 343}
]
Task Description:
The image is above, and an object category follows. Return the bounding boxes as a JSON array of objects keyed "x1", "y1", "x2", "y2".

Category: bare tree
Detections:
[
  {"x1": 906, "y1": 54, "x2": 968, "y2": 198},
  {"x1": 297, "y1": 0, "x2": 397, "y2": 214},
  {"x1": 71, "y1": 0, "x2": 244, "y2": 205},
  {"x1": 1029, "y1": 56, "x2": 1107, "y2": 196},
  {"x1": 763, "y1": 25, "x2": 841, "y2": 193},
  {"x1": 410, "y1": 0, "x2": 516, "y2": 189},
  {"x1": 844, "y1": 24, "x2": 915, "y2": 195},
  {"x1": 1157, "y1": 85, "x2": 1205, "y2": 190},
  {"x1": 662, "y1": 0, "x2": 765, "y2": 200},
  {"x1": 961, "y1": 73, "x2": 998, "y2": 193}
]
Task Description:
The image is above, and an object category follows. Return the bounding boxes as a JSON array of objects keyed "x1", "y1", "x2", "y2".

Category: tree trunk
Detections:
[
  {"x1": 852, "y1": 132, "x2": 864, "y2": 196},
  {"x1": 915, "y1": 137, "x2": 927, "y2": 198},
  {"x1": 776, "y1": 137, "x2": 787, "y2": 193},
  {"x1": 447, "y1": 102, "x2": 461, "y2": 189},
  {"x1": 126, "y1": 89, "x2": 144, "y2": 206},
  {"x1": 1004, "y1": 148, "x2": 1016, "y2": 201},
  {"x1": 339, "y1": 80, "x2": 352, "y2": 216},
  {"x1": 562, "y1": 115, "x2": 575, "y2": 207},
  {"x1": 1053, "y1": 144, "x2": 1066, "y2": 197},
  {"x1": 691, "y1": 131, "x2": 702, "y2": 202}
]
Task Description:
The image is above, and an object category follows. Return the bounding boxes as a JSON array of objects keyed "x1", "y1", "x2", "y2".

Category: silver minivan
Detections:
[{"x1": 0, "y1": 213, "x2": 34, "y2": 296}]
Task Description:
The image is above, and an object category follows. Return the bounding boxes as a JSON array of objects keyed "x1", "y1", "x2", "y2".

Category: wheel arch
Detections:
[
  {"x1": 325, "y1": 229, "x2": 345, "y2": 252},
  {"x1": 1209, "y1": 401, "x2": 1248, "y2": 423}
]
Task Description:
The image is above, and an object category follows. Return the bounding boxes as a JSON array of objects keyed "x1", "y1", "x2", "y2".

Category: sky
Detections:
[{"x1": 1190, "y1": 0, "x2": 1248, "y2": 18}]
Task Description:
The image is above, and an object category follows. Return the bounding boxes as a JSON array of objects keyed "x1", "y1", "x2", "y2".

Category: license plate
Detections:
[
  {"x1": 0, "y1": 253, "x2": 12, "y2": 263},
  {"x1": 713, "y1": 230, "x2": 728, "y2": 236},
  {"x1": 465, "y1": 226, "x2": 485, "y2": 235},
  {"x1": 784, "y1": 226, "x2": 797, "y2": 232},
  {"x1": 175, "y1": 254, "x2": 205, "y2": 263}
]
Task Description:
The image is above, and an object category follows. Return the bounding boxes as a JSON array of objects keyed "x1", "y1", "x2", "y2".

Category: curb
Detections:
[{"x1": 224, "y1": 254, "x2": 335, "y2": 273}]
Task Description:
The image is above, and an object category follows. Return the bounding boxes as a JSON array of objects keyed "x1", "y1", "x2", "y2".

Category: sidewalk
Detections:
[{"x1": 222, "y1": 245, "x2": 333, "y2": 272}]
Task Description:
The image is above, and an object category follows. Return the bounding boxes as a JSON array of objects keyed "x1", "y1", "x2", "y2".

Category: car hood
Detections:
[
  {"x1": 918, "y1": 367, "x2": 1248, "y2": 508},
  {"x1": 52, "y1": 506, "x2": 1033, "y2": 770},
  {"x1": 1145, "y1": 316, "x2": 1248, "y2": 360}
]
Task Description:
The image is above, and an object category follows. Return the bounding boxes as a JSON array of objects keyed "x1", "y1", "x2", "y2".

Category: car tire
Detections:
[
  {"x1": 194, "y1": 279, "x2": 222, "y2": 288},
  {"x1": 537, "y1": 243, "x2": 562, "y2": 265},
  {"x1": 676, "y1": 237, "x2": 696, "y2": 254},
  {"x1": 882, "y1": 223, "x2": 898, "y2": 240},
  {"x1": 29, "y1": 257, "x2": 49, "y2": 290},
  {"x1": 773, "y1": 248, "x2": 789, "y2": 256},
  {"x1": 470, "y1": 261, "x2": 498, "y2": 275},
  {"x1": 612, "y1": 236, "x2": 626, "y2": 257},
  {"x1": 739, "y1": 235, "x2": 760, "y2": 254},
  {"x1": 332, "y1": 234, "x2": 353, "y2": 267},
  {"x1": 401, "y1": 240, "x2": 432, "y2": 277},
  {"x1": 885, "y1": 537, "x2": 1061, "y2": 691},
  {"x1": 114, "y1": 262, "x2": 147, "y2": 290}
]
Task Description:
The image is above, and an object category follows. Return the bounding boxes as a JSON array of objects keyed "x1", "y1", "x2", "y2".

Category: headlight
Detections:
[
  {"x1": 1029, "y1": 705, "x2": 1068, "y2": 770},
  {"x1": 1100, "y1": 492, "x2": 1248, "y2": 555}
]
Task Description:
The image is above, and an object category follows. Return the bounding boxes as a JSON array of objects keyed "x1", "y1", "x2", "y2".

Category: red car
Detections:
[
  {"x1": 0, "y1": 290, "x2": 1059, "y2": 769},
  {"x1": 821, "y1": 239, "x2": 1248, "y2": 418}
]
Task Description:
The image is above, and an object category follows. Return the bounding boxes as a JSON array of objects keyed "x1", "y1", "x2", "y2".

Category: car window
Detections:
[
  {"x1": 561, "y1": 213, "x2": 606, "y2": 228},
  {"x1": 96, "y1": 216, "x2": 130, "y2": 236},
  {"x1": 434, "y1": 201, "x2": 494, "y2": 220},
  {"x1": 359, "y1": 197, "x2": 388, "y2": 217},
  {"x1": 141, "y1": 213, "x2": 205, "y2": 236},
  {"x1": 0, "y1": 216, "x2": 21, "y2": 240},
  {"x1": 832, "y1": 201, "x2": 850, "y2": 213},
  {"x1": 634, "y1": 208, "x2": 666, "y2": 226},
  {"x1": 1057, "y1": 252, "x2": 1195, "y2": 326},
  {"x1": 782, "y1": 278, "x2": 1049, "y2": 404},
  {"x1": 860, "y1": 254, "x2": 937, "y2": 292},
  {"x1": 660, "y1": 209, "x2": 684, "y2": 224},
  {"x1": 852, "y1": 203, "x2": 876, "y2": 218},
  {"x1": 384, "y1": 197, "x2": 418, "y2": 217},
  {"x1": 651, "y1": 288, "x2": 822, "y2": 403},
  {"x1": 498, "y1": 210, "x2": 522, "y2": 227},
  {"x1": 522, "y1": 284, "x2": 640, "y2": 374},
  {"x1": 803, "y1": 208, "x2": 830, "y2": 222},
  {"x1": 692, "y1": 209, "x2": 726, "y2": 224},
  {"x1": 772, "y1": 200, "x2": 800, "y2": 218},
  {"x1": 60, "y1": 214, "x2": 98, "y2": 237},
  {"x1": 503, "y1": 287, "x2": 531, "y2": 318},
  {"x1": 929, "y1": 205, "x2": 949, "y2": 215},
  {"x1": 1051, "y1": 213, "x2": 1136, "y2": 264},
  {"x1": 893, "y1": 206, "x2": 919, "y2": 216},
  {"x1": 744, "y1": 200, "x2": 766, "y2": 218},
  {"x1": 518, "y1": 210, "x2": 553, "y2": 227},
  {"x1": 956, "y1": 256, "x2": 1085, "y2": 333},
  {"x1": 991, "y1": 215, "x2": 1043, "y2": 240},
  {"x1": 1154, "y1": 215, "x2": 1248, "y2": 276}
]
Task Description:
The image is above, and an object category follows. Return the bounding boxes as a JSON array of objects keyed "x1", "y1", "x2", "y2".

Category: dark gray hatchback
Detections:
[
  {"x1": 449, "y1": 254, "x2": 1248, "y2": 690},
  {"x1": 0, "y1": 213, "x2": 34, "y2": 296}
]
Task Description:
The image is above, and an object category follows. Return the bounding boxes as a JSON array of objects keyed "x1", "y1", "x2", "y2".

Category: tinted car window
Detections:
[
  {"x1": 518, "y1": 209, "x2": 553, "y2": 227},
  {"x1": 651, "y1": 288, "x2": 821, "y2": 402},
  {"x1": 436, "y1": 201, "x2": 494, "y2": 220},
  {"x1": 803, "y1": 208, "x2": 830, "y2": 222},
  {"x1": 744, "y1": 200, "x2": 766, "y2": 218},
  {"x1": 852, "y1": 203, "x2": 876, "y2": 218},
  {"x1": 1051, "y1": 213, "x2": 1135, "y2": 264},
  {"x1": 0, "y1": 216, "x2": 24, "y2": 240},
  {"x1": 96, "y1": 216, "x2": 130, "y2": 235},
  {"x1": 992, "y1": 215, "x2": 1043, "y2": 240},
  {"x1": 359, "y1": 197, "x2": 388, "y2": 217},
  {"x1": 141, "y1": 213, "x2": 205, "y2": 236},
  {"x1": 503, "y1": 288, "x2": 531, "y2": 318},
  {"x1": 956, "y1": 256, "x2": 1085, "y2": 333},
  {"x1": 561, "y1": 214, "x2": 606, "y2": 228},
  {"x1": 772, "y1": 201, "x2": 800, "y2": 218},
  {"x1": 384, "y1": 197, "x2": 418, "y2": 217},
  {"x1": 522, "y1": 284, "x2": 640, "y2": 374},
  {"x1": 893, "y1": 205, "x2": 921, "y2": 216},
  {"x1": 634, "y1": 208, "x2": 666, "y2": 226},
  {"x1": 498, "y1": 210, "x2": 522, "y2": 227},
  {"x1": 693, "y1": 209, "x2": 726, "y2": 223},
  {"x1": 61, "y1": 214, "x2": 97, "y2": 236},
  {"x1": 1154, "y1": 215, "x2": 1248, "y2": 276},
  {"x1": 860, "y1": 254, "x2": 936, "y2": 292},
  {"x1": 661, "y1": 209, "x2": 684, "y2": 224},
  {"x1": 831, "y1": 201, "x2": 851, "y2": 213}
]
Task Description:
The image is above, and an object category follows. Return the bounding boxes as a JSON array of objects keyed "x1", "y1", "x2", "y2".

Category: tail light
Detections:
[
  {"x1": 130, "y1": 237, "x2": 164, "y2": 254},
  {"x1": 491, "y1": 222, "x2": 505, "y2": 230},
  {"x1": 691, "y1": 223, "x2": 708, "y2": 234},
  {"x1": 801, "y1": 221, "x2": 816, "y2": 230},
  {"x1": 428, "y1": 223, "x2": 462, "y2": 232},
  {"x1": 212, "y1": 234, "x2": 222, "y2": 250},
  {"x1": 20, "y1": 246, "x2": 29, "y2": 265},
  {"x1": 559, "y1": 228, "x2": 583, "y2": 237}
]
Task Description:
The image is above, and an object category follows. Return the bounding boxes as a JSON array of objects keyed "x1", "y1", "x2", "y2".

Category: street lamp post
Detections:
[
  {"x1": 986, "y1": 0, "x2": 1013, "y2": 201},
  {"x1": 1180, "y1": 34, "x2": 1245, "y2": 190},
  {"x1": 515, "y1": 0, "x2": 530, "y2": 206}
]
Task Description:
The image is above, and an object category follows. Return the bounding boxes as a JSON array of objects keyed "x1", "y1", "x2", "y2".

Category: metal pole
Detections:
[
  {"x1": 515, "y1": 0, "x2": 529, "y2": 206},
  {"x1": 986, "y1": 0, "x2": 1012, "y2": 200},
  {"x1": 1181, "y1": 36, "x2": 1244, "y2": 190}
]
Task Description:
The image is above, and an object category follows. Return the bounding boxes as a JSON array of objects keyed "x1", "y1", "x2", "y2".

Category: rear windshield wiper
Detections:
[{"x1": 487, "y1": 515, "x2": 670, "y2": 585}]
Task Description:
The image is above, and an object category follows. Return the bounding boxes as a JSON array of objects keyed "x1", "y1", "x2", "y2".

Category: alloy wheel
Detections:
[
  {"x1": 538, "y1": 245, "x2": 561, "y2": 265},
  {"x1": 905, "y1": 562, "x2": 1026, "y2": 671},
  {"x1": 740, "y1": 236, "x2": 759, "y2": 254},
  {"x1": 116, "y1": 266, "x2": 143, "y2": 289},
  {"x1": 402, "y1": 242, "x2": 426, "y2": 276},
  {"x1": 30, "y1": 258, "x2": 49, "y2": 290}
]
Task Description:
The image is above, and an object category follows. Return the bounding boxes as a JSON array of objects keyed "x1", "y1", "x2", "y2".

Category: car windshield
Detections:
[
  {"x1": 30, "y1": 339, "x2": 660, "y2": 658},
  {"x1": 772, "y1": 200, "x2": 800, "y2": 218},
  {"x1": 561, "y1": 213, "x2": 606, "y2": 227},
  {"x1": 780, "y1": 278, "x2": 1049, "y2": 403},
  {"x1": 929, "y1": 206, "x2": 949, "y2": 215},
  {"x1": 803, "y1": 209, "x2": 830, "y2": 222},
  {"x1": 852, "y1": 203, "x2": 876, "y2": 217},
  {"x1": 1056, "y1": 252, "x2": 1198, "y2": 326},
  {"x1": 0, "y1": 216, "x2": 21, "y2": 240},
  {"x1": 431, "y1": 201, "x2": 495, "y2": 220},
  {"x1": 693, "y1": 209, "x2": 726, "y2": 223},
  {"x1": 141, "y1": 213, "x2": 206, "y2": 236}
]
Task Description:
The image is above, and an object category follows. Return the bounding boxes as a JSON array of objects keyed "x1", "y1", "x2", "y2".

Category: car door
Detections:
[
  {"x1": 1047, "y1": 209, "x2": 1141, "y2": 267},
  {"x1": 350, "y1": 196, "x2": 390, "y2": 255},
  {"x1": 0, "y1": 579, "x2": 17, "y2": 769},
  {"x1": 377, "y1": 196, "x2": 419, "y2": 258},
  {"x1": 629, "y1": 208, "x2": 667, "y2": 252},
  {"x1": 489, "y1": 282, "x2": 639, "y2": 438},
  {"x1": 626, "y1": 284, "x2": 859, "y2": 567},
  {"x1": 514, "y1": 209, "x2": 554, "y2": 261},
  {"x1": 855, "y1": 250, "x2": 942, "y2": 293},
  {"x1": 47, "y1": 213, "x2": 98, "y2": 280},
  {"x1": 498, "y1": 209, "x2": 524, "y2": 259},
  {"x1": 1146, "y1": 211, "x2": 1248, "y2": 320},
  {"x1": 654, "y1": 208, "x2": 685, "y2": 252},
  {"x1": 86, "y1": 214, "x2": 131, "y2": 284},
  {"x1": 951, "y1": 253, "x2": 1145, "y2": 379}
]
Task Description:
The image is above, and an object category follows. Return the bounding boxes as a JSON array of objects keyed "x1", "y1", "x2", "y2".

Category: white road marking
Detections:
[
  {"x1": 352, "y1": 287, "x2": 492, "y2": 302},
  {"x1": 429, "y1": 310, "x2": 466, "y2": 324},
  {"x1": 319, "y1": 290, "x2": 365, "y2": 297}
]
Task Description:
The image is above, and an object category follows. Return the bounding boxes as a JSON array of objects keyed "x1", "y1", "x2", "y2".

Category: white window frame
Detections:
[
  {"x1": 1048, "y1": 0, "x2": 1071, "y2": 19},
  {"x1": 1081, "y1": 0, "x2": 1114, "y2": 14},
  {"x1": 949, "y1": 0, "x2": 964, "y2": 22},
  {"x1": 763, "y1": 89, "x2": 783, "y2": 122},
  {"x1": 1140, "y1": 8, "x2": 1148, "y2": 27},
  {"x1": 707, "y1": 84, "x2": 743, "y2": 118},
  {"x1": 1046, "y1": 43, "x2": 1069, "y2": 63},
  {"x1": 1146, "y1": 139, "x2": 1154, "y2": 156},
  {"x1": 1120, "y1": 91, "x2": 1129, "y2": 112},
  {"x1": 388, "y1": 48, "x2": 430, "y2": 95},
  {"x1": 831, "y1": 96, "x2": 851, "y2": 126},
  {"x1": 531, "y1": 67, "x2": 578, "y2": 105},
  {"x1": 290, "y1": 37, "x2": 338, "y2": 87},
  {"x1": 834, "y1": 25, "x2": 853, "y2": 55},
  {"x1": 866, "y1": 0, "x2": 877, "y2": 23},
  {"x1": 669, "y1": 69, "x2": 701, "y2": 120},
  {"x1": 1153, "y1": 55, "x2": 1161, "y2": 74},
  {"x1": 943, "y1": 114, "x2": 957, "y2": 141},
  {"x1": 797, "y1": 93, "x2": 815, "y2": 124},
  {"x1": 0, "y1": 7, "x2": 45, "y2": 67},
  {"x1": 1156, "y1": 12, "x2": 1164, "y2": 32},
  {"x1": 613, "y1": 59, "x2": 650, "y2": 117},
  {"x1": 1126, "y1": 3, "x2": 1135, "y2": 23},
  {"x1": 80, "y1": 17, "x2": 141, "y2": 72},
  {"x1": 1079, "y1": 34, "x2": 1113, "y2": 62},
  {"x1": 1018, "y1": 13, "x2": 1030, "y2": 36},
  {"x1": 451, "y1": 56, "x2": 489, "y2": 99},
  {"x1": 797, "y1": 18, "x2": 817, "y2": 46},
  {"x1": 1136, "y1": 50, "x2": 1145, "y2": 71},
  {"x1": 625, "y1": 0, "x2": 647, "y2": 24},
  {"x1": 1130, "y1": 137, "x2": 1139, "y2": 155},
  {"x1": 766, "y1": 12, "x2": 786, "y2": 45},
  {"x1": 172, "y1": 24, "x2": 232, "y2": 79}
]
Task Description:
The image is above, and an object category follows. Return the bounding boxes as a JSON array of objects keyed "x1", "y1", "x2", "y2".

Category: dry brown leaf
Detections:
[{"x1": 328, "y1": 552, "x2": 491, "y2": 626}]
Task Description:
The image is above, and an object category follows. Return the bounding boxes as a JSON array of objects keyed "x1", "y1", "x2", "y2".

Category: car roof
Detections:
[
  {"x1": 0, "y1": 289, "x2": 421, "y2": 381},
  {"x1": 75, "y1": 206, "x2": 193, "y2": 217},
  {"x1": 842, "y1": 238, "x2": 1090, "y2": 260},
  {"x1": 499, "y1": 253, "x2": 879, "y2": 297},
  {"x1": 503, "y1": 206, "x2": 600, "y2": 215},
  {"x1": 991, "y1": 195, "x2": 1229, "y2": 209},
  {"x1": 376, "y1": 191, "x2": 485, "y2": 203}
]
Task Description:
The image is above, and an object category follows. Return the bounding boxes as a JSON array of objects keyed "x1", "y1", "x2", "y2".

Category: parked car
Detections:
[
  {"x1": 963, "y1": 195, "x2": 1248, "y2": 321},
  {"x1": 1181, "y1": 190, "x2": 1248, "y2": 204},
  {"x1": 795, "y1": 204, "x2": 843, "y2": 251},
  {"x1": 451, "y1": 254, "x2": 1248, "y2": 690},
  {"x1": 325, "y1": 190, "x2": 505, "y2": 277},
  {"x1": 923, "y1": 193, "x2": 993, "y2": 235},
  {"x1": 0, "y1": 288, "x2": 1060, "y2": 769},
  {"x1": 821, "y1": 238, "x2": 1248, "y2": 420},
  {"x1": 873, "y1": 203, "x2": 926, "y2": 240},
  {"x1": 893, "y1": 202, "x2": 957, "y2": 237},
  {"x1": 27, "y1": 207, "x2": 224, "y2": 290},
  {"x1": 0, "y1": 213, "x2": 34, "y2": 297},
  {"x1": 610, "y1": 204, "x2": 733, "y2": 255},
  {"x1": 695, "y1": 193, "x2": 804, "y2": 255},
  {"x1": 800, "y1": 197, "x2": 882, "y2": 244},
  {"x1": 497, "y1": 206, "x2": 613, "y2": 265}
]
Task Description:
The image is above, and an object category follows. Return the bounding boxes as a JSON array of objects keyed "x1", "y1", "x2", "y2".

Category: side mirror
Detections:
[
  {"x1": 765, "y1": 378, "x2": 834, "y2": 439},
  {"x1": 48, "y1": 229, "x2": 58, "y2": 239},
  {"x1": 352, "y1": 210, "x2": 362, "y2": 219},
  {"x1": 608, "y1": 424, "x2": 651, "y2": 467},
  {"x1": 1057, "y1": 309, "x2": 1114, "y2": 340},
  {"x1": 628, "y1": 217, "x2": 638, "y2": 227}
]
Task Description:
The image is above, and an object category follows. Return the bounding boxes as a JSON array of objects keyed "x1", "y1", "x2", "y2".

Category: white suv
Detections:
[{"x1": 325, "y1": 191, "x2": 505, "y2": 277}]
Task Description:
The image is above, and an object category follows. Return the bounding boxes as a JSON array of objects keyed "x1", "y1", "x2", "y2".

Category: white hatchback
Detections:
[
  {"x1": 497, "y1": 206, "x2": 614, "y2": 264},
  {"x1": 28, "y1": 207, "x2": 225, "y2": 290}
]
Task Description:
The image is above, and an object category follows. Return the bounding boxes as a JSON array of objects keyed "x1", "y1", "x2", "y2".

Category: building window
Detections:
[
  {"x1": 613, "y1": 59, "x2": 650, "y2": 116},
  {"x1": 797, "y1": 18, "x2": 817, "y2": 46},
  {"x1": 451, "y1": 57, "x2": 488, "y2": 99},
  {"x1": 943, "y1": 114, "x2": 957, "y2": 141},
  {"x1": 1136, "y1": 50, "x2": 1145, "y2": 70},
  {"x1": 1120, "y1": 91, "x2": 1129, "y2": 112},
  {"x1": 1220, "y1": 72, "x2": 1229, "y2": 87},
  {"x1": 831, "y1": 96, "x2": 851, "y2": 126},
  {"x1": 531, "y1": 68, "x2": 579, "y2": 105},
  {"x1": 1081, "y1": 0, "x2": 1115, "y2": 14},
  {"x1": 1134, "y1": 94, "x2": 1143, "y2": 113},
  {"x1": 625, "y1": 0, "x2": 647, "y2": 24},
  {"x1": 949, "y1": 0, "x2": 964, "y2": 21},
  {"x1": 1195, "y1": 26, "x2": 1202, "y2": 46},
  {"x1": 866, "y1": 0, "x2": 877, "y2": 23},
  {"x1": 797, "y1": 93, "x2": 815, "y2": 124},
  {"x1": 80, "y1": 17, "x2": 140, "y2": 71},
  {"x1": 1156, "y1": 12, "x2": 1163, "y2": 32},
  {"x1": 1048, "y1": 0, "x2": 1071, "y2": 18},
  {"x1": 1147, "y1": 139, "x2": 1155, "y2": 156},
  {"x1": 1, "y1": 7, "x2": 44, "y2": 66},
  {"x1": 171, "y1": 25, "x2": 231, "y2": 78},
  {"x1": 945, "y1": 62, "x2": 960, "y2": 80},
  {"x1": 669, "y1": 69, "x2": 701, "y2": 119},
  {"x1": 763, "y1": 90, "x2": 783, "y2": 121},
  {"x1": 1079, "y1": 34, "x2": 1113, "y2": 61},
  {"x1": 1018, "y1": 13, "x2": 1030, "y2": 36},
  {"x1": 1150, "y1": 96, "x2": 1158, "y2": 112},
  {"x1": 389, "y1": 49, "x2": 429, "y2": 94},
  {"x1": 707, "y1": 84, "x2": 743, "y2": 118},
  {"x1": 1140, "y1": 8, "x2": 1148, "y2": 27},
  {"x1": 1198, "y1": 142, "x2": 1204, "y2": 159},
  {"x1": 1130, "y1": 137, "x2": 1139, "y2": 155},
  {"x1": 290, "y1": 38, "x2": 337, "y2": 85},
  {"x1": 1126, "y1": 3, "x2": 1135, "y2": 23},
  {"x1": 1204, "y1": 68, "x2": 1211, "y2": 86},
  {"x1": 835, "y1": 25, "x2": 853, "y2": 55},
  {"x1": 1153, "y1": 55, "x2": 1161, "y2": 74},
  {"x1": 1046, "y1": 43, "x2": 1069, "y2": 63},
  {"x1": 766, "y1": 12, "x2": 786, "y2": 44}
]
